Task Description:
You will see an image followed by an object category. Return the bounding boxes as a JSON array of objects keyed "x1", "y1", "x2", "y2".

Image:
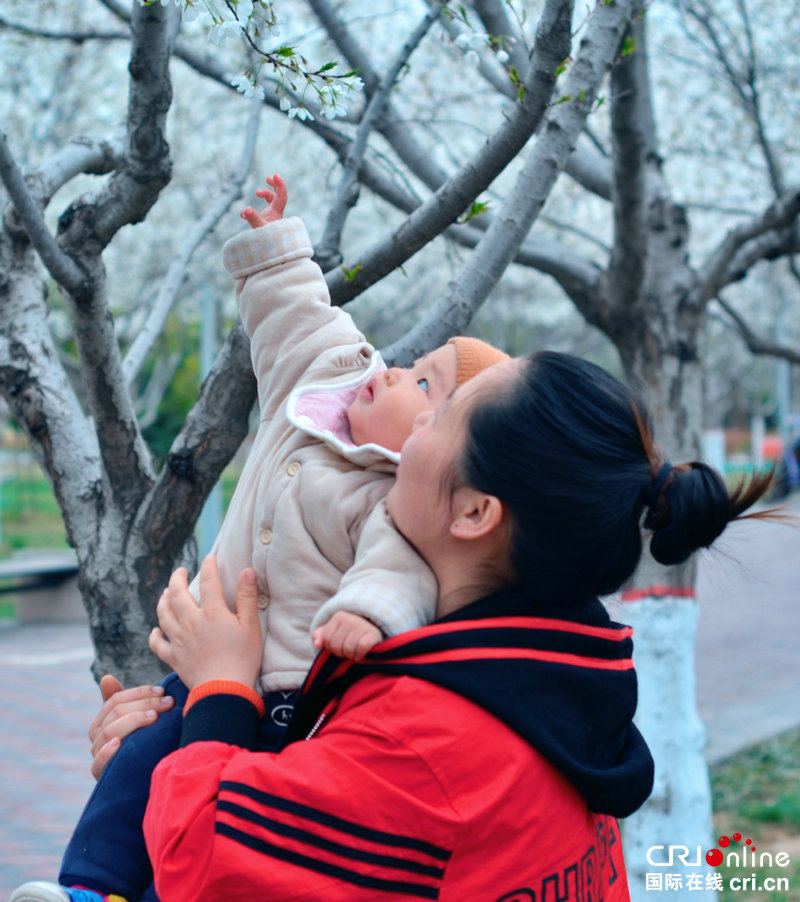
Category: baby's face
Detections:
[{"x1": 347, "y1": 343, "x2": 458, "y2": 453}]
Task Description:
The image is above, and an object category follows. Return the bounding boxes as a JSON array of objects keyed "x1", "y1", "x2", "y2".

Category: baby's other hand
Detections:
[
  {"x1": 241, "y1": 173, "x2": 288, "y2": 229},
  {"x1": 312, "y1": 611, "x2": 383, "y2": 661}
]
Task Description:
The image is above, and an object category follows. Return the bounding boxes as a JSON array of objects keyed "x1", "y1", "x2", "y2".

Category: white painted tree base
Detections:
[{"x1": 621, "y1": 597, "x2": 717, "y2": 901}]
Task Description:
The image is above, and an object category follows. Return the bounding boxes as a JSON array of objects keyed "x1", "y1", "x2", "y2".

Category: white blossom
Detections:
[
  {"x1": 454, "y1": 31, "x2": 490, "y2": 53},
  {"x1": 279, "y1": 94, "x2": 292, "y2": 112},
  {"x1": 465, "y1": 50, "x2": 481, "y2": 68},
  {"x1": 230, "y1": 73, "x2": 265, "y2": 99},
  {"x1": 207, "y1": 20, "x2": 241, "y2": 45},
  {"x1": 235, "y1": 0, "x2": 254, "y2": 20},
  {"x1": 181, "y1": 3, "x2": 199, "y2": 22},
  {"x1": 496, "y1": 49, "x2": 510, "y2": 65},
  {"x1": 288, "y1": 106, "x2": 314, "y2": 121},
  {"x1": 322, "y1": 99, "x2": 347, "y2": 119}
]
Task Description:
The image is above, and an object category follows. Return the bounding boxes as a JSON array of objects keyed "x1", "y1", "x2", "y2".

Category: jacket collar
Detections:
[
  {"x1": 286, "y1": 351, "x2": 400, "y2": 468},
  {"x1": 287, "y1": 586, "x2": 654, "y2": 819}
]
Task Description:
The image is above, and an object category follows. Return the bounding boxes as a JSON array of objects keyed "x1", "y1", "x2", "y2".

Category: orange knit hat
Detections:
[{"x1": 447, "y1": 336, "x2": 511, "y2": 386}]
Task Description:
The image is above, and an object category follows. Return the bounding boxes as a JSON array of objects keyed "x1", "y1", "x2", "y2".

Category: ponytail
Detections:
[{"x1": 642, "y1": 461, "x2": 773, "y2": 566}]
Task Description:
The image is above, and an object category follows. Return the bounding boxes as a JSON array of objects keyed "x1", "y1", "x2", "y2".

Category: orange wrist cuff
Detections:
[{"x1": 185, "y1": 680, "x2": 265, "y2": 718}]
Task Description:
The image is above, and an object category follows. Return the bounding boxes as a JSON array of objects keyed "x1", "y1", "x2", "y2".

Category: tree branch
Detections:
[
  {"x1": 308, "y1": 0, "x2": 451, "y2": 193},
  {"x1": 0, "y1": 244, "x2": 102, "y2": 554},
  {"x1": 715, "y1": 294, "x2": 800, "y2": 364},
  {"x1": 53, "y1": 2, "x2": 180, "y2": 511},
  {"x1": 0, "y1": 133, "x2": 86, "y2": 291},
  {"x1": 434, "y1": 0, "x2": 520, "y2": 99},
  {"x1": 32, "y1": 132, "x2": 125, "y2": 207},
  {"x1": 325, "y1": 0, "x2": 583, "y2": 310},
  {"x1": 104, "y1": 0, "x2": 471, "y2": 264},
  {"x1": 564, "y1": 138, "x2": 612, "y2": 199},
  {"x1": 471, "y1": 0, "x2": 529, "y2": 75},
  {"x1": 0, "y1": 14, "x2": 128, "y2": 43},
  {"x1": 122, "y1": 97, "x2": 262, "y2": 383},
  {"x1": 676, "y1": 0, "x2": 785, "y2": 195},
  {"x1": 447, "y1": 220, "x2": 602, "y2": 292},
  {"x1": 607, "y1": 6, "x2": 653, "y2": 303},
  {"x1": 382, "y1": 0, "x2": 633, "y2": 362},
  {"x1": 135, "y1": 350, "x2": 182, "y2": 429},
  {"x1": 698, "y1": 186, "x2": 800, "y2": 300},
  {"x1": 139, "y1": 322, "x2": 257, "y2": 555},
  {"x1": 316, "y1": 4, "x2": 445, "y2": 270}
]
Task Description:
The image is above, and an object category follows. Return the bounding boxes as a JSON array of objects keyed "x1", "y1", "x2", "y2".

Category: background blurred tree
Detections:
[{"x1": 1, "y1": 2, "x2": 799, "y2": 895}]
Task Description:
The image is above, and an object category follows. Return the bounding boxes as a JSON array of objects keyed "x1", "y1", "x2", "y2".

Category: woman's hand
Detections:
[
  {"x1": 89, "y1": 675, "x2": 175, "y2": 779},
  {"x1": 240, "y1": 173, "x2": 288, "y2": 229},
  {"x1": 149, "y1": 555, "x2": 264, "y2": 693}
]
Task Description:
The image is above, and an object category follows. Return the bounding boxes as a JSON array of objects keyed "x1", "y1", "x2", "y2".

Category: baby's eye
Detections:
[{"x1": 417, "y1": 377, "x2": 429, "y2": 392}]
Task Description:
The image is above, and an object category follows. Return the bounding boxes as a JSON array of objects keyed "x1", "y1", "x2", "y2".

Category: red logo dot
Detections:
[
  {"x1": 719, "y1": 836, "x2": 730, "y2": 848},
  {"x1": 732, "y1": 832, "x2": 742, "y2": 842},
  {"x1": 706, "y1": 849, "x2": 723, "y2": 867}
]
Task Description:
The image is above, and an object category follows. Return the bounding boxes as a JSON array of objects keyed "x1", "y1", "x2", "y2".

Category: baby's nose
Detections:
[{"x1": 384, "y1": 368, "x2": 402, "y2": 385}]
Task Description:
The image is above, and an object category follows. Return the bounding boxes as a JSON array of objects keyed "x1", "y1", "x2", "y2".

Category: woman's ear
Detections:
[{"x1": 449, "y1": 487, "x2": 505, "y2": 541}]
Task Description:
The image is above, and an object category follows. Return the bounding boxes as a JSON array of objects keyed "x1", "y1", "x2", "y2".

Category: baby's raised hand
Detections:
[
  {"x1": 240, "y1": 173, "x2": 288, "y2": 229},
  {"x1": 312, "y1": 610, "x2": 383, "y2": 661}
]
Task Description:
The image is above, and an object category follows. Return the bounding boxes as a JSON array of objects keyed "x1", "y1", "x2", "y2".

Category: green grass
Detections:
[
  {"x1": 710, "y1": 728, "x2": 800, "y2": 901},
  {"x1": 0, "y1": 458, "x2": 243, "y2": 621},
  {"x1": 0, "y1": 459, "x2": 243, "y2": 558},
  {"x1": 0, "y1": 465, "x2": 70, "y2": 554}
]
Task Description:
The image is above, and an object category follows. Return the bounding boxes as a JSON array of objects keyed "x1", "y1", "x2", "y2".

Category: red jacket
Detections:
[{"x1": 144, "y1": 589, "x2": 652, "y2": 901}]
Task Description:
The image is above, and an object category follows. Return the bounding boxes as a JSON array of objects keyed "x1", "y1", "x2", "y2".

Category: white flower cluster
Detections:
[
  {"x1": 453, "y1": 30, "x2": 510, "y2": 68},
  {"x1": 230, "y1": 73, "x2": 266, "y2": 100},
  {"x1": 136, "y1": 0, "x2": 363, "y2": 119},
  {"x1": 275, "y1": 73, "x2": 363, "y2": 121}
]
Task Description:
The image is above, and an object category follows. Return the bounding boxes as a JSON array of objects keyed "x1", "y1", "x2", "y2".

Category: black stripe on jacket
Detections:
[{"x1": 213, "y1": 780, "x2": 449, "y2": 899}]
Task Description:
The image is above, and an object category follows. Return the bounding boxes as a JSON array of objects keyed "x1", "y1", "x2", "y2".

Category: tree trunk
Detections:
[
  {"x1": 79, "y1": 525, "x2": 195, "y2": 686},
  {"x1": 605, "y1": 192, "x2": 716, "y2": 899}
]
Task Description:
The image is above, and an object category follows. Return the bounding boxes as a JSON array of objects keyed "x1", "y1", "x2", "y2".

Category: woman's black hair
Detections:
[{"x1": 460, "y1": 351, "x2": 771, "y2": 610}]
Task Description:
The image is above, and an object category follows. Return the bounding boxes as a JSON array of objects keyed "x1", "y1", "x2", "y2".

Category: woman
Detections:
[{"x1": 50, "y1": 353, "x2": 774, "y2": 901}]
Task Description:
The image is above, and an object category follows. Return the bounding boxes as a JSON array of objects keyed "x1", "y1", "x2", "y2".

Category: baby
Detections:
[{"x1": 11, "y1": 175, "x2": 509, "y2": 902}]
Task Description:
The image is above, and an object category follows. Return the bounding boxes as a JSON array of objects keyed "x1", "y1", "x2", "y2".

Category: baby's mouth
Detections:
[{"x1": 361, "y1": 378, "x2": 376, "y2": 402}]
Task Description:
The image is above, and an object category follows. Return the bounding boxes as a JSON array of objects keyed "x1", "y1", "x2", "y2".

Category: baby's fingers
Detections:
[
  {"x1": 240, "y1": 205, "x2": 266, "y2": 228},
  {"x1": 352, "y1": 627, "x2": 382, "y2": 661}
]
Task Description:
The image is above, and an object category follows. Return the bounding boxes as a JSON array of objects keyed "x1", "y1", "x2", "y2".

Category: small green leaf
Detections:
[
  {"x1": 621, "y1": 36, "x2": 635, "y2": 58},
  {"x1": 341, "y1": 264, "x2": 364, "y2": 282},
  {"x1": 458, "y1": 200, "x2": 490, "y2": 224},
  {"x1": 554, "y1": 56, "x2": 573, "y2": 78}
]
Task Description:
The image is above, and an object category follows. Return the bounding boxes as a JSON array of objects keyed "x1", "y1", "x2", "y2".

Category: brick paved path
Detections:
[
  {"x1": 0, "y1": 623, "x2": 97, "y2": 899},
  {"x1": 1, "y1": 499, "x2": 798, "y2": 898}
]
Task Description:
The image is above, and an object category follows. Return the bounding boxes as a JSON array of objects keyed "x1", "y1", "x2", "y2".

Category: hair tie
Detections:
[{"x1": 643, "y1": 462, "x2": 673, "y2": 509}]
